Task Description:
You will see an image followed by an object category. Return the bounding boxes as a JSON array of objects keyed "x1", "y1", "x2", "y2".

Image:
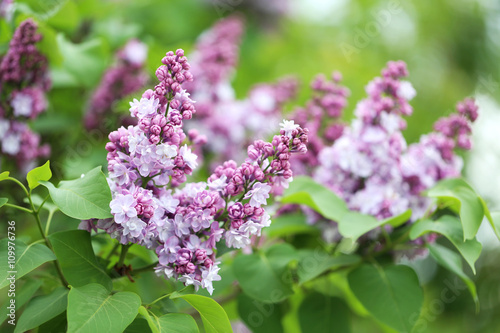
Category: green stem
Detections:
[
  {"x1": 28, "y1": 195, "x2": 69, "y2": 288},
  {"x1": 117, "y1": 244, "x2": 132, "y2": 268},
  {"x1": 105, "y1": 242, "x2": 120, "y2": 261},
  {"x1": 36, "y1": 195, "x2": 50, "y2": 214},
  {"x1": 6, "y1": 177, "x2": 29, "y2": 197},
  {"x1": 44, "y1": 209, "x2": 55, "y2": 235},
  {"x1": 4, "y1": 203, "x2": 33, "y2": 214}
]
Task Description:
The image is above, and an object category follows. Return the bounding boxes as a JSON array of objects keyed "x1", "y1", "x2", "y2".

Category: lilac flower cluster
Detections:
[
  {"x1": 82, "y1": 49, "x2": 308, "y2": 294},
  {"x1": 0, "y1": 0, "x2": 13, "y2": 20},
  {"x1": 185, "y1": 16, "x2": 299, "y2": 166},
  {"x1": 301, "y1": 61, "x2": 477, "y2": 255},
  {"x1": 291, "y1": 72, "x2": 350, "y2": 174},
  {"x1": 0, "y1": 19, "x2": 50, "y2": 173},
  {"x1": 84, "y1": 39, "x2": 148, "y2": 130},
  {"x1": 187, "y1": 15, "x2": 244, "y2": 117}
]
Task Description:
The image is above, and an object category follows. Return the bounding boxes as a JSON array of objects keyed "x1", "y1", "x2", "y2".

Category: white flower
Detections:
[
  {"x1": 122, "y1": 217, "x2": 146, "y2": 238},
  {"x1": 179, "y1": 144, "x2": 198, "y2": 170},
  {"x1": 0, "y1": 120, "x2": 10, "y2": 140},
  {"x1": 156, "y1": 143, "x2": 177, "y2": 163},
  {"x1": 224, "y1": 229, "x2": 251, "y2": 249},
  {"x1": 110, "y1": 194, "x2": 137, "y2": 224},
  {"x1": 2, "y1": 132, "x2": 21, "y2": 155},
  {"x1": 201, "y1": 264, "x2": 221, "y2": 295},
  {"x1": 279, "y1": 119, "x2": 299, "y2": 138},
  {"x1": 179, "y1": 274, "x2": 202, "y2": 291},
  {"x1": 11, "y1": 93, "x2": 33, "y2": 117},
  {"x1": 129, "y1": 96, "x2": 159, "y2": 119},
  {"x1": 155, "y1": 265, "x2": 175, "y2": 279},
  {"x1": 122, "y1": 40, "x2": 148, "y2": 65},
  {"x1": 244, "y1": 182, "x2": 272, "y2": 207},
  {"x1": 398, "y1": 81, "x2": 416, "y2": 101},
  {"x1": 208, "y1": 175, "x2": 227, "y2": 191},
  {"x1": 159, "y1": 191, "x2": 179, "y2": 214}
]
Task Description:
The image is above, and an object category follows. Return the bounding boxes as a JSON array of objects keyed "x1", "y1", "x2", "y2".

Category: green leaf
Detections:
[
  {"x1": 410, "y1": 216, "x2": 482, "y2": 274},
  {"x1": 40, "y1": 166, "x2": 112, "y2": 220},
  {"x1": 46, "y1": 0, "x2": 80, "y2": 32},
  {"x1": 479, "y1": 199, "x2": 500, "y2": 241},
  {"x1": 138, "y1": 306, "x2": 160, "y2": 333},
  {"x1": 0, "y1": 279, "x2": 42, "y2": 326},
  {"x1": 238, "y1": 293, "x2": 284, "y2": 333},
  {"x1": 0, "y1": 171, "x2": 9, "y2": 181},
  {"x1": 37, "y1": 22, "x2": 63, "y2": 65},
  {"x1": 14, "y1": 287, "x2": 68, "y2": 333},
  {"x1": 53, "y1": 34, "x2": 109, "y2": 88},
  {"x1": 125, "y1": 317, "x2": 153, "y2": 333},
  {"x1": 67, "y1": 283, "x2": 141, "y2": 333},
  {"x1": 298, "y1": 293, "x2": 351, "y2": 333},
  {"x1": 155, "y1": 313, "x2": 199, "y2": 333},
  {"x1": 265, "y1": 213, "x2": 319, "y2": 237},
  {"x1": 38, "y1": 312, "x2": 68, "y2": 333},
  {"x1": 0, "y1": 239, "x2": 56, "y2": 289},
  {"x1": 48, "y1": 230, "x2": 112, "y2": 291},
  {"x1": 233, "y1": 243, "x2": 297, "y2": 303},
  {"x1": 280, "y1": 176, "x2": 348, "y2": 221},
  {"x1": 296, "y1": 251, "x2": 361, "y2": 284},
  {"x1": 491, "y1": 212, "x2": 500, "y2": 239},
  {"x1": 337, "y1": 210, "x2": 411, "y2": 241},
  {"x1": 170, "y1": 294, "x2": 231, "y2": 333},
  {"x1": 27, "y1": 160, "x2": 52, "y2": 190},
  {"x1": 348, "y1": 264, "x2": 423, "y2": 332},
  {"x1": 427, "y1": 243, "x2": 478, "y2": 309},
  {"x1": 426, "y1": 178, "x2": 484, "y2": 240},
  {"x1": 0, "y1": 198, "x2": 7, "y2": 208}
]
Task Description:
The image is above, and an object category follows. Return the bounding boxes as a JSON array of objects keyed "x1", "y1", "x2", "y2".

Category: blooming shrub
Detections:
[
  {"x1": 81, "y1": 49, "x2": 308, "y2": 294},
  {"x1": 0, "y1": 19, "x2": 50, "y2": 173},
  {"x1": 1, "y1": 10, "x2": 498, "y2": 333}
]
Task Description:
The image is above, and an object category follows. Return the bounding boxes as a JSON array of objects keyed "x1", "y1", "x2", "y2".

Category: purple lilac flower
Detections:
[
  {"x1": 296, "y1": 61, "x2": 477, "y2": 259},
  {"x1": 185, "y1": 16, "x2": 299, "y2": 165},
  {"x1": 291, "y1": 71, "x2": 350, "y2": 174},
  {"x1": 84, "y1": 49, "x2": 308, "y2": 294},
  {"x1": 84, "y1": 39, "x2": 148, "y2": 130},
  {"x1": 0, "y1": 19, "x2": 51, "y2": 173}
]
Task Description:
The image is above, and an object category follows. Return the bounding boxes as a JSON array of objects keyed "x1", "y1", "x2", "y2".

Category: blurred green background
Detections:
[{"x1": 1, "y1": 0, "x2": 500, "y2": 332}]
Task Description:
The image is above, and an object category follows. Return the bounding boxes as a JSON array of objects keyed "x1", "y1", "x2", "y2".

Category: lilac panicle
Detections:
[
  {"x1": 293, "y1": 61, "x2": 477, "y2": 259},
  {"x1": 83, "y1": 49, "x2": 308, "y2": 294},
  {"x1": 0, "y1": 19, "x2": 50, "y2": 173},
  {"x1": 84, "y1": 39, "x2": 149, "y2": 130},
  {"x1": 291, "y1": 71, "x2": 350, "y2": 174}
]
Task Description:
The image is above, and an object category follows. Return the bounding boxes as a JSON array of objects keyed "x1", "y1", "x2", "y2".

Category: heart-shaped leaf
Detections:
[
  {"x1": 15, "y1": 287, "x2": 68, "y2": 333},
  {"x1": 238, "y1": 293, "x2": 284, "y2": 333},
  {"x1": 298, "y1": 293, "x2": 351, "y2": 333},
  {"x1": 280, "y1": 176, "x2": 348, "y2": 221},
  {"x1": 26, "y1": 160, "x2": 52, "y2": 191},
  {"x1": 67, "y1": 283, "x2": 141, "y2": 333},
  {"x1": 48, "y1": 230, "x2": 112, "y2": 291},
  {"x1": 0, "y1": 239, "x2": 56, "y2": 289},
  {"x1": 427, "y1": 242, "x2": 478, "y2": 309},
  {"x1": 233, "y1": 243, "x2": 297, "y2": 303},
  {"x1": 410, "y1": 215, "x2": 482, "y2": 274},
  {"x1": 348, "y1": 264, "x2": 423, "y2": 332},
  {"x1": 426, "y1": 178, "x2": 484, "y2": 240},
  {"x1": 40, "y1": 166, "x2": 112, "y2": 220},
  {"x1": 169, "y1": 293, "x2": 231, "y2": 333}
]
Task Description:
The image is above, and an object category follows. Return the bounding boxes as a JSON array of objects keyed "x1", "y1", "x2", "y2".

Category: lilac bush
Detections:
[
  {"x1": 81, "y1": 49, "x2": 308, "y2": 294},
  {"x1": 0, "y1": 19, "x2": 50, "y2": 173},
  {"x1": 287, "y1": 61, "x2": 478, "y2": 256},
  {"x1": 84, "y1": 39, "x2": 149, "y2": 130},
  {"x1": 186, "y1": 16, "x2": 299, "y2": 165}
]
